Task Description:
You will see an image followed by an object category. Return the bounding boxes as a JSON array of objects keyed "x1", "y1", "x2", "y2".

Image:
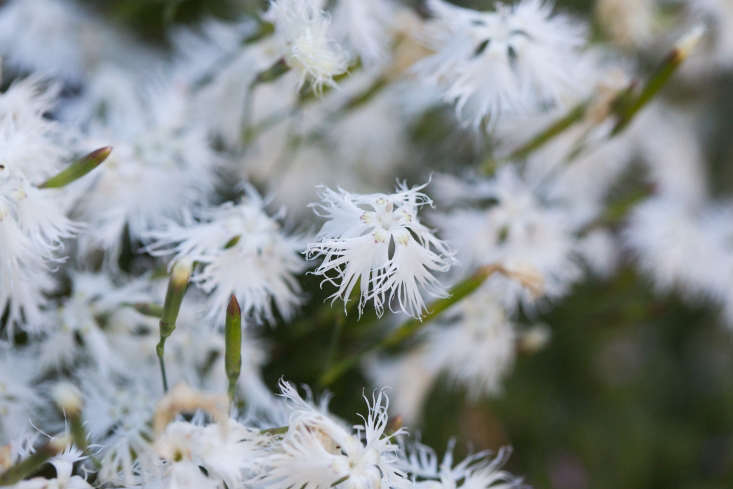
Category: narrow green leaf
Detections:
[
  {"x1": 39, "y1": 146, "x2": 112, "y2": 189},
  {"x1": 225, "y1": 294, "x2": 242, "y2": 404}
]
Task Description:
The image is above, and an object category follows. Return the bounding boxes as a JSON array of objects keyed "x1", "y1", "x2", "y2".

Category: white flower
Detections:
[
  {"x1": 141, "y1": 423, "x2": 221, "y2": 489},
  {"x1": 307, "y1": 183, "x2": 455, "y2": 318},
  {"x1": 0, "y1": 0, "x2": 161, "y2": 82},
  {"x1": 0, "y1": 78, "x2": 79, "y2": 332},
  {"x1": 683, "y1": 0, "x2": 733, "y2": 75},
  {"x1": 624, "y1": 197, "x2": 731, "y2": 302},
  {"x1": 330, "y1": 0, "x2": 398, "y2": 65},
  {"x1": 38, "y1": 271, "x2": 151, "y2": 374},
  {"x1": 402, "y1": 442, "x2": 524, "y2": 489},
  {"x1": 415, "y1": 0, "x2": 587, "y2": 129},
  {"x1": 630, "y1": 103, "x2": 707, "y2": 206},
  {"x1": 170, "y1": 19, "x2": 272, "y2": 147},
  {"x1": 255, "y1": 381, "x2": 410, "y2": 489},
  {"x1": 366, "y1": 346, "x2": 440, "y2": 425},
  {"x1": 266, "y1": 0, "x2": 349, "y2": 92},
  {"x1": 0, "y1": 0, "x2": 88, "y2": 80},
  {"x1": 69, "y1": 68, "x2": 220, "y2": 263},
  {"x1": 13, "y1": 446, "x2": 94, "y2": 489},
  {"x1": 427, "y1": 289, "x2": 517, "y2": 400},
  {"x1": 0, "y1": 343, "x2": 42, "y2": 444},
  {"x1": 434, "y1": 167, "x2": 580, "y2": 309},
  {"x1": 81, "y1": 372, "x2": 158, "y2": 485},
  {"x1": 146, "y1": 192, "x2": 305, "y2": 324}
]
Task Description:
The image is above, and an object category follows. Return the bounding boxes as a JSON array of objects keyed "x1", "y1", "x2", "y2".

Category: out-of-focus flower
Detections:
[
  {"x1": 435, "y1": 167, "x2": 580, "y2": 309},
  {"x1": 427, "y1": 289, "x2": 517, "y2": 400},
  {"x1": 38, "y1": 271, "x2": 151, "y2": 374},
  {"x1": 81, "y1": 372, "x2": 158, "y2": 485},
  {"x1": 170, "y1": 19, "x2": 270, "y2": 148},
  {"x1": 67, "y1": 67, "x2": 220, "y2": 263},
  {"x1": 684, "y1": 0, "x2": 733, "y2": 75},
  {"x1": 307, "y1": 183, "x2": 454, "y2": 318},
  {"x1": 266, "y1": 0, "x2": 349, "y2": 92},
  {"x1": 0, "y1": 343, "x2": 41, "y2": 444},
  {"x1": 147, "y1": 192, "x2": 305, "y2": 324},
  {"x1": 624, "y1": 197, "x2": 730, "y2": 301},
  {"x1": 416, "y1": 0, "x2": 587, "y2": 129},
  {"x1": 0, "y1": 78, "x2": 79, "y2": 331},
  {"x1": 143, "y1": 419, "x2": 264, "y2": 489},
  {"x1": 0, "y1": 0, "x2": 160, "y2": 82},
  {"x1": 331, "y1": 0, "x2": 398, "y2": 66}
]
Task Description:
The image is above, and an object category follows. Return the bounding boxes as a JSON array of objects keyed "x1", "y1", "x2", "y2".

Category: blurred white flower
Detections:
[
  {"x1": 170, "y1": 19, "x2": 272, "y2": 148},
  {"x1": 267, "y1": 0, "x2": 349, "y2": 92},
  {"x1": 0, "y1": 0, "x2": 161, "y2": 82},
  {"x1": 624, "y1": 197, "x2": 731, "y2": 302},
  {"x1": 68, "y1": 67, "x2": 220, "y2": 263},
  {"x1": 427, "y1": 289, "x2": 517, "y2": 400},
  {"x1": 307, "y1": 183, "x2": 455, "y2": 318},
  {"x1": 331, "y1": 0, "x2": 398, "y2": 65},
  {"x1": 0, "y1": 343, "x2": 42, "y2": 444},
  {"x1": 684, "y1": 0, "x2": 733, "y2": 75},
  {"x1": 630, "y1": 103, "x2": 707, "y2": 205},
  {"x1": 0, "y1": 78, "x2": 79, "y2": 332},
  {"x1": 366, "y1": 346, "x2": 439, "y2": 425},
  {"x1": 81, "y1": 372, "x2": 158, "y2": 485},
  {"x1": 147, "y1": 192, "x2": 305, "y2": 324},
  {"x1": 38, "y1": 271, "x2": 151, "y2": 374},
  {"x1": 416, "y1": 0, "x2": 587, "y2": 129},
  {"x1": 255, "y1": 381, "x2": 409, "y2": 489},
  {"x1": 435, "y1": 167, "x2": 580, "y2": 309}
]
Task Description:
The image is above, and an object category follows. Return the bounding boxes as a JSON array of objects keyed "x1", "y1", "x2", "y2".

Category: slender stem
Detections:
[
  {"x1": 612, "y1": 26, "x2": 703, "y2": 136},
  {"x1": 323, "y1": 315, "x2": 345, "y2": 372},
  {"x1": 319, "y1": 265, "x2": 507, "y2": 387},
  {"x1": 68, "y1": 413, "x2": 101, "y2": 470},
  {"x1": 157, "y1": 346, "x2": 169, "y2": 393},
  {"x1": 156, "y1": 262, "x2": 192, "y2": 393},
  {"x1": 503, "y1": 101, "x2": 588, "y2": 163},
  {"x1": 0, "y1": 438, "x2": 68, "y2": 486}
]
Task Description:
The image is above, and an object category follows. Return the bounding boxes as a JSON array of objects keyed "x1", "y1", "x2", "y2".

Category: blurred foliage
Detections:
[{"x1": 75, "y1": 0, "x2": 733, "y2": 488}]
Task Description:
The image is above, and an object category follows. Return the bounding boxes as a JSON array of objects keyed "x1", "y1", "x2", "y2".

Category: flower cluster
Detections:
[
  {"x1": 0, "y1": 0, "x2": 731, "y2": 487},
  {"x1": 307, "y1": 183, "x2": 455, "y2": 318}
]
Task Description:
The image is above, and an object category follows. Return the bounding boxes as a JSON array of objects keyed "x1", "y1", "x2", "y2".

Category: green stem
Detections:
[
  {"x1": 611, "y1": 26, "x2": 703, "y2": 136},
  {"x1": 0, "y1": 439, "x2": 67, "y2": 486},
  {"x1": 323, "y1": 315, "x2": 345, "y2": 372},
  {"x1": 503, "y1": 101, "x2": 588, "y2": 163},
  {"x1": 319, "y1": 265, "x2": 503, "y2": 387},
  {"x1": 156, "y1": 261, "x2": 192, "y2": 393},
  {"x1": 253, "y1": 58, "x2": 290, "y2": 86},
  {"x1": 157, "y1": 346, "x2": 169, "y2": 393}
]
